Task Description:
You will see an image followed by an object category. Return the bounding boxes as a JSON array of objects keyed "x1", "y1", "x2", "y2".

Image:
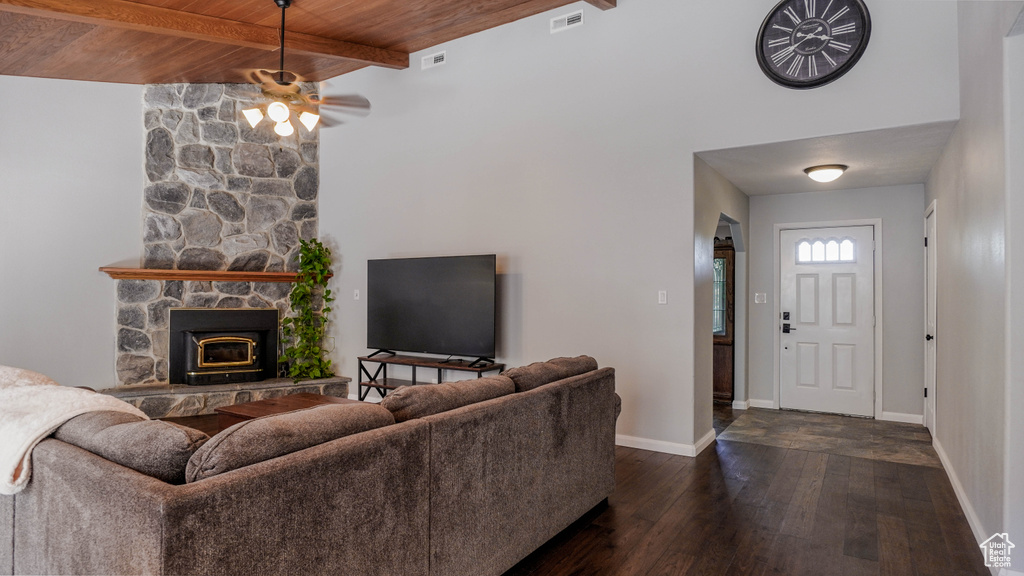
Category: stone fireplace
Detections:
[
  {"x1": 115, "y1": 82, "x2": 317, "y2": 387},
  {"x1": 102, "y1": 82, "x2": 349, "y2": 416}
]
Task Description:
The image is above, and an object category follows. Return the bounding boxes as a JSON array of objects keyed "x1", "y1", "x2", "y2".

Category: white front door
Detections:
[
  {"x1": 924, "y1": 207, "x2": 937, "y2": 433},
  {"x1": 779, "y1": 226, "x2": 875, "y2": 417}
]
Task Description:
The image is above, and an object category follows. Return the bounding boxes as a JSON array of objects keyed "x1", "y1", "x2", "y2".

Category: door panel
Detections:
[
  {"x1": 833, "y1": 274, "x2": 855, "y2": 325},
  {"x1": 780, "y1": 226, "x2": 874, "y2": 417},
  {"x1": 833, "y1": 344, "x2": 855, "y2": 390},
  {"x1": 797, "y1": 343, "x2": 819, "y2": 388},
  {"x1": 797, "y1": 275, "x2": 819, "y2": 324}
]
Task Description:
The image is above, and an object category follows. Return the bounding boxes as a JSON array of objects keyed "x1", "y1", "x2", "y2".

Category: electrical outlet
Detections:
[
  {"x1": 755, "y1": 292, "x2": 767, "y2": 304},
  {"x1": 354, "y1": 289, "x2": 360, "y2": 301},
  {"x1": 658, "y1": 290, "x2": 667, "y2": 305}
]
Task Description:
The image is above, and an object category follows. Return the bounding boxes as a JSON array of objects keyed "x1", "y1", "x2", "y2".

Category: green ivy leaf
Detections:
[{"x1": 279, "y1": 237, "x2": 336, "y2": 383}]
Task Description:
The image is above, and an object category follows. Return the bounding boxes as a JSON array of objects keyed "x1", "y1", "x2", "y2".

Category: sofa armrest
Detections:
[
  {"x1": 424, "y1": 367, "x2": 617, "y2": 576},
  {"x1": 12, "y1": 439, "x2": 174, "y2": 575}
]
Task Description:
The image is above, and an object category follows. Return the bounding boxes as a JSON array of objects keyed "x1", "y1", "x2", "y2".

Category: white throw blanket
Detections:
[{"x1": 0, "y1": 365, "x2": 147, "y2": 495}]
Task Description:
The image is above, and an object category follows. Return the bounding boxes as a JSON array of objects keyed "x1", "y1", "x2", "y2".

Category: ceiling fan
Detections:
[{"x1": 242, "y1": 0, "x2": 371, "y2": 136}]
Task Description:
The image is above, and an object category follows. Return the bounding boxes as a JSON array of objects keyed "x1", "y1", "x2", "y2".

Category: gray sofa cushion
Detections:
[
  {"x1": 379, "y1": 375, "x2": 515, "y2": 422},
  {"x1": 53, "y1": 411, "x2": 209, "y2": 484},
  {"x1": 502, "y1": 355, "x2": 598, "y2": 392},
  {"x1": 186, "y1": 402, "x2": 395, "y2": 482}
]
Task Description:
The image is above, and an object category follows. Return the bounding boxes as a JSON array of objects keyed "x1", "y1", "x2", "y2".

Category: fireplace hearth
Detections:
[{"x1": 169, "y1": 308, "x2": 278, "y2": 385}]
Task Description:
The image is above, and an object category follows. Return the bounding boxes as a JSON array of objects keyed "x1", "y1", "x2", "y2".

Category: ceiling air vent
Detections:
[
  {"x1": 421, "y1": 50, "x2": 447, "y2": 70},
  {"x1": 551, "y1": 10, "x2": 584, "y2": 34}
]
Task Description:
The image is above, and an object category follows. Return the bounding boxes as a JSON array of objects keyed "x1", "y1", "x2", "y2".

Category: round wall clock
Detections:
[{"x1": 756, "y1": 0, "x2": 871, "y2": 89}]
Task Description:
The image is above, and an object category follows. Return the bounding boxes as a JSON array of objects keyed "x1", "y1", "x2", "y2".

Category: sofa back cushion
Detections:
[
  {"x1": 53, "y1": 411, "x2": 209, "y2": 484},
  {"x1": 379, "y1": 375, "x2": 515, "y2": 423},
  {"x1": 502, "y1": 356, "x2": 598, "y2": 392},
  {"x1": 186, "y1": 402, "x2": 395, "y2": 482}
]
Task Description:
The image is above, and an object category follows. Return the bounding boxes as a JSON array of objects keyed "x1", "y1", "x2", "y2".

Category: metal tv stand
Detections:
[{"x1": 357, "y1": 353, "x2": 504, "y2": 401}]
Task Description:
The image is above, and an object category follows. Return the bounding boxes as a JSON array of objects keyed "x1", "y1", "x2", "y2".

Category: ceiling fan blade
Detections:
[
  {"x1": 314, "y1": 94, "x2": 371, "y2": 116},
  {"x1": 318, "y1": 114, "x2": 346, "y2": 128}
]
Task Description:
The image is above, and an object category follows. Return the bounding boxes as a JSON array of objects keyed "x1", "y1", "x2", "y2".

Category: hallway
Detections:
[{"x1": 505, "y1": 407, "x2": 986, "y2": 575}]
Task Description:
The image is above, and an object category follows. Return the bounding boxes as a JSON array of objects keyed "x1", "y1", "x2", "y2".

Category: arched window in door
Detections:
[{"x1": 795, "y1": 237, "x2": 857, "y2": 263}]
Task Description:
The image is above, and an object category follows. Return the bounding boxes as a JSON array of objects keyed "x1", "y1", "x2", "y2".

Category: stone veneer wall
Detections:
[
  {"x1": 104, "y1": 377, "x2": 350, "y2": 418},
  {"x1": 115, "y1": 83, "x2": 319, "y2": 387}
]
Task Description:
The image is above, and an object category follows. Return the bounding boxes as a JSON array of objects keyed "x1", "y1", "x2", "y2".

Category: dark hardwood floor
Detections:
[
  {"x1": 504, "y1": 407, "x2": 988, "y2": 576},
  {"x1": 713, "y1": 401, "x2": 740, "y2": 435}
]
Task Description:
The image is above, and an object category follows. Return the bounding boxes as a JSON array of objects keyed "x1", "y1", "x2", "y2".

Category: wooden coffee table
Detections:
[{"x1": 214, "y1": 393, "x2": 360, "y2": 431}]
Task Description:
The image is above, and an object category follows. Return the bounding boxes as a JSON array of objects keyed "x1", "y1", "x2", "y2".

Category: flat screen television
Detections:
[{"x1": 367, "y1": 254, "x2": 496, "y2": 360}]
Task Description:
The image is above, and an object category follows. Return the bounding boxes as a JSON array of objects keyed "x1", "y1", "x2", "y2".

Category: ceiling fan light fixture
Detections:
[
  {"x1": 274, "y1": 119, "x2": 295, "y2": 137},
  {"x1": 299, "y1": 112, "x2": 320, "y2": 132},
  {"x1": 241, "y1": 108, "x2": 264, "y2": 128},
  {"x1": 267, "y1": 101, "x2": 290, "y2": 123},
  {"x1": 804, "y1": 164, "x2": 848, "y2": 183}
]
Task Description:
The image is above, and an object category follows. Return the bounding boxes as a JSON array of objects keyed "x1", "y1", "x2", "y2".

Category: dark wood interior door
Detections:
[{"x1": 713, "y1": 244, "x2": 735, "y2": 402}]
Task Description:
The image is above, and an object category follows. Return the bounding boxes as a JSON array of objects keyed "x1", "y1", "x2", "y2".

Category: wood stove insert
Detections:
[{"x1": 169, "y1": 308, "x2": 279, "y2": 386}]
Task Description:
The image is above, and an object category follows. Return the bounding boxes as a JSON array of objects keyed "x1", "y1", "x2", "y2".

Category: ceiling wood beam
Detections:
[
  {"x1": 0, "y1": 0, "x2": 409, "y2": 69},
  {"x1": 583, "y1": 0, "x2": 616, "y2": 10}
]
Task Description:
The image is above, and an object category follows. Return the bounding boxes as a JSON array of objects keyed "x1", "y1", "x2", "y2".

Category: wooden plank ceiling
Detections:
[{"x1": 0, "y1": 0, "x2": 615, "y2": 84}]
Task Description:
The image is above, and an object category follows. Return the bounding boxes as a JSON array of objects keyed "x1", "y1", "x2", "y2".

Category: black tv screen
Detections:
[{"x1": 367, "y1": 255, "x2": 496, "y2": 359}]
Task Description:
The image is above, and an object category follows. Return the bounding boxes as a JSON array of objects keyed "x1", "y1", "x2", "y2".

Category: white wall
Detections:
[
  {"x1": 1005, "y1": 24, "x2": 1024, "y2": 561},
  {"x1": 747, "y1": 185, "x2": 926, "y2": 417},
  {"x1": 0, "y1": 77, "x2": 143, "y2": 388},
  {"x1": 318, "y1": 0, "x2": 960, "y2": 451},
  {"x1": 924, "y1": 0, "x2": 1023, "y2": 549},
  {"x1": 693, "y1": 157, "x2": 749, "y2": 442}
]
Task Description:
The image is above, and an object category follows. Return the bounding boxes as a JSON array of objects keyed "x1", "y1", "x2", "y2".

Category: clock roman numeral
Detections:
[
  {"x1": 831, "y1": 22, "x2": 856, "y2": 35},
  {"x1": 820, "y1": 0, "x2": 835, "y2": 20},
  {"x1": 808, "y1": 55, "x2": 819, "y2": 77},
  {"x1": 828, "y1": 5, "x2": 850, "y2": 24},
  {"x1": 768, "y1": 36, "x2": 791, "y2": 48},
  {"x1": 784, "y1": 6, "x2": 801, "y2": 25},
  {"x1": 772, "y1": 45, "x2": 797, "y2": 67},
  {"x1": 804, "y1": 0, "x2": 816, "y2": 18},
  {"x1": 830, "y1": 40, "x2": 852, "y2": 53},
  {"x1": 787, "y1": 54, "x2": 805, "y2": 76},
  {"x1": 773, "y1": 23, "x2": 794, "y2": 33},
  {"x1": 822, "y1": 51, "x2": 837, "y2": 67}
]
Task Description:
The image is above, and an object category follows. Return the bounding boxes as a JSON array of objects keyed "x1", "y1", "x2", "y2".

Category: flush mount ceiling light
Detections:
[
  {"x1": 804, "y1": 164, "x2": 848, "y2": 183},
  {"x1": 241, "y1": 0, "x2": 371, "y2": 137}
]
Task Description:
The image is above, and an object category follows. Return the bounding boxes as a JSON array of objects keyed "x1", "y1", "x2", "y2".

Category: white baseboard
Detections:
[
  {"x1": 616, "y1": 429, "x2": 717, "y2": 457},
  {"x1": 933, "y1": 437, "x2": 989, "y2": 547},
  {"x1": 732, "y1": 399, "x2": 750, "y2": 410},
  {"x1": 748, "y1": 399, "x2": 775, "y2": 409},
  {"x1": 693, "y1": 429, "x2": 716, "y2": 455},
  {"x1": 879, "y1": 411, "x2": 924, "y2": 425}
]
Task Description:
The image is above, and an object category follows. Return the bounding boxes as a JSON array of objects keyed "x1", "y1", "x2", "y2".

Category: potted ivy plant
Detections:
[{"x1": 279, "y1": 238, "x2": 336, "y2": 382}]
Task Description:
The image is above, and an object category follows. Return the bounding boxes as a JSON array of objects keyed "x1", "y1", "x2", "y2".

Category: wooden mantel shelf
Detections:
[{"x1": 98, "y1": 267, "x2": 322, "y2": 283}]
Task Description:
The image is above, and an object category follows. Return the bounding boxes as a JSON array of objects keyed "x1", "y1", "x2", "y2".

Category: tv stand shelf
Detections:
[{"x1": 357, "y1": 354, "x2": 504, "y2": 401}]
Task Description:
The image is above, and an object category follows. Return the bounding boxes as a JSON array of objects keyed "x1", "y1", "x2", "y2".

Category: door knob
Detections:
[{"x1": 783, "y1": 323, "x2": 796, "y2": 333}]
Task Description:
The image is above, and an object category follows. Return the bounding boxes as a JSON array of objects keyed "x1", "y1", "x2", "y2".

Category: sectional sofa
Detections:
[{"x1": 0, "y1": 356, "x2": 619, "y2": 576}]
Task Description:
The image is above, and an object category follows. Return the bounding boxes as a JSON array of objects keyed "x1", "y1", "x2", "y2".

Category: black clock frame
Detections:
[{"x1": 755, "y1": 0, "x2": 872, "y2": 89}]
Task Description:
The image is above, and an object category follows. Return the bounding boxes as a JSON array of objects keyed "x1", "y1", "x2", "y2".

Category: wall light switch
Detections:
[
  {"x1": 658, "y1": 290, "x2": 668, "y2": 305},
  {"x1": 354, "y1": 289, "x2": 361, "y2": 301},
  {"x1": 755, "y1": 292, "x2": 767, "y2": 304}
]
